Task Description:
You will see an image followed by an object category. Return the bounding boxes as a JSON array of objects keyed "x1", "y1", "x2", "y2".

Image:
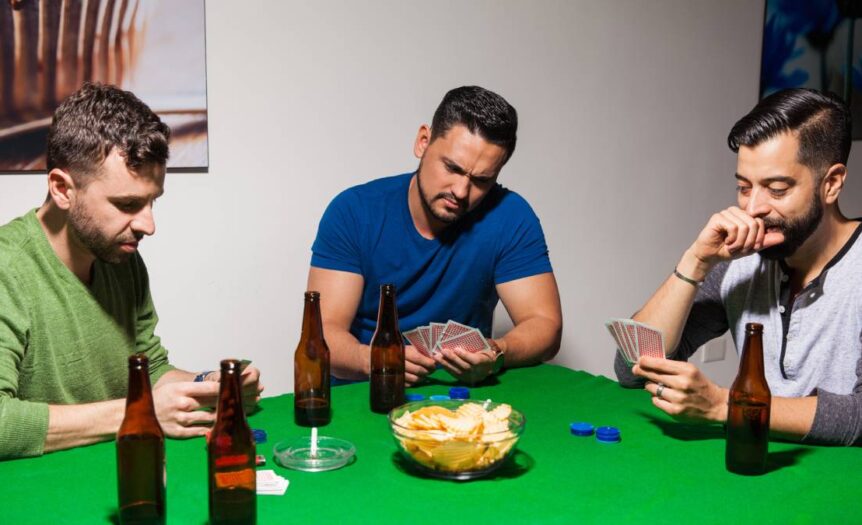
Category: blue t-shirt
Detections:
[{"x1": 310, "y1": 173, "x2": 552, "y2": 345}]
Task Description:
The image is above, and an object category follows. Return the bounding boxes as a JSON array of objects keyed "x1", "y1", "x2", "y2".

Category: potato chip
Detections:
[{"x1": 391, "y1": 402, "x2": 520, "y2": 473}]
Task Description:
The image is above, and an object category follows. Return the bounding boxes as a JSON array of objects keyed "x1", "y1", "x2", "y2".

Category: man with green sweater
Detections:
[{"x1": 0, "y1": 83, "x2": 262, "y2": 460}]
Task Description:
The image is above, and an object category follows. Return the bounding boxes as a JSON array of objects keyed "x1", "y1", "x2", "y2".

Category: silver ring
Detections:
[{"x1": 655, "y1": 384, "x2": 665, "y2": 399}]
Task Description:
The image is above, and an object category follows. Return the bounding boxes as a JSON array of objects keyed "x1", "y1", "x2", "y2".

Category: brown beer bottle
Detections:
[
  {"x1": 370, "y1": 283, "x2": 405, "y2": 413},
  {"x1": 294, "y1": 291, "x2": 331, "y2": 426},
  {"x1": 726, "y1": 322, "x2": 772, "y2": 475},
  {"x1": 116, "y1": 353, "x2": 166, "y2": 525},
  {"x1": 208, "y1": 359, "x2": 257, "y2": 524}
]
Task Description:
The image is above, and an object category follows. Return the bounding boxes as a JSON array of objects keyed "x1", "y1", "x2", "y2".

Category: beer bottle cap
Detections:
[
  {"x1": 429, "y1": 394, "x2": 451, "y2": 401},
  {"x1": 569, "y1": 422, "x2": 595, "y2": 436},
  {"x1": 449, "y1": 387, "x2": 470, "y2": 399},
  {"x1": 253, "y1": 429, "x2": 268, "y2": 444},
  {"x1": 595, "y1": 426, "x2": 621, "y2": 443},
  {"x1": 406, "y1": 393, "x2": 426, "y2": 402}
]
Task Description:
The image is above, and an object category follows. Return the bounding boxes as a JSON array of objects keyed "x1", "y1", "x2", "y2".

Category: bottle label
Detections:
[
  {"x1": 215, "y1": 454, "x2": 251, "y2": 468},
  {"x1": 214, "y1": 468, "x2": 255, "y2": 488}
]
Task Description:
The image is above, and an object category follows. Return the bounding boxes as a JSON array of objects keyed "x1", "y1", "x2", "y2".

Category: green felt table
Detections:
[{"x1": 0, "y1": 364, "x2": 856, "y2": 524}]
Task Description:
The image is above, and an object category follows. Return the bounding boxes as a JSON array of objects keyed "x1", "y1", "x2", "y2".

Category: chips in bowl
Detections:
[{"x1": 388, "y1": 399, "x2": 525, "y2": 479}]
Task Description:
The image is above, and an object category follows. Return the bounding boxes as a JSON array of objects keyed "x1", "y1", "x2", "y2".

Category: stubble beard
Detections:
[
  {"x1": 415, "y1": 160, "x2": 466, "y2": 225},
  {"x1": 68, "y1": 202, "x2": 136, "y2": 264},
  {"x1": 759, "y1": 192, "x2": 824, "y2": 260}
]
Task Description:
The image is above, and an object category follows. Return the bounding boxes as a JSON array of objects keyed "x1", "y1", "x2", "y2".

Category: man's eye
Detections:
[
  {"x1": 769, "y1": 187, "x2": 788, "y2": 197},
  {"x1": 736, "y1": 186, "x2": 751, "y2": 195}
]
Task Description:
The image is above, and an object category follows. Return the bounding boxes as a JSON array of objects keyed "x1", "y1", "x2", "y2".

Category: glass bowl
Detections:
[
  {"x1": 273, "y1": 435, "x2": 356, "y2": 472},
  {"x1": 388, "y1": 399, "x2": 525, "y2": 480}
]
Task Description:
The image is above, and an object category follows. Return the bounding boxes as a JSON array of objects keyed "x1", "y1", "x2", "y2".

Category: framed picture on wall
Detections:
[
  {"x1": 760, "y1": 0, "x2": 862, "y2": 138},
  {"x1": 0, "y1": 0, "x2": 208, "y2": 172}
]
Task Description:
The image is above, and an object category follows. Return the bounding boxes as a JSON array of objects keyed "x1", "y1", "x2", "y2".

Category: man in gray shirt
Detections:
[{"x1": 615, "y1": 88, "x2": 862, "y2": 446}]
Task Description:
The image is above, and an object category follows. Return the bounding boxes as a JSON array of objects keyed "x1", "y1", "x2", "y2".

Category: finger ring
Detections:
[{"x1": 656, "y1": 384, "x2": 665, "y2": 399}]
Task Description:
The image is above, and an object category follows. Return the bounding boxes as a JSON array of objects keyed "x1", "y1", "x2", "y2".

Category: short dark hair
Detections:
[
  {"x1": 430, "y1": 86, "x2": 518, "y2": 165},
  {"x1": 47, "y1": 82, "x2": 170, "y2": 183},
  {"x1": 727, "y1": 88, "x2": 851, "y2": 176}
]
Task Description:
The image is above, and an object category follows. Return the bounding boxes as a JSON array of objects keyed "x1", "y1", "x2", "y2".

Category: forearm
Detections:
[
  {"x1": 633, "y1": 249, "x2": 710, "y2": 353},
  {"x1": 496, "y1": 315, "x2": 561, "y2": 367},
  {"x1": 154, "y1": 368, "x2": 196, "y2": 385},
  {"x1": 326, "y1": 327, "x2": 370, "y2": 380},
  {"x1": 707, "y1": 391, "x2": 816, "y2": 440},
  {"x1": 44, "y1": 398, "x2": 126, "y2": 453}
]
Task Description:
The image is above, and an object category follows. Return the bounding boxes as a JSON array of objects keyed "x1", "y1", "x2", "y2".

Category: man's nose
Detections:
[
  {"x1": 745, "y1": 187, "x2": 771, "y2": 218},
  {"x1": 131, "y1": 205, "x2": 156, "y2": 236},
  {"x1": 451, "y1": 176, "x2": 470, "y2": 201}
]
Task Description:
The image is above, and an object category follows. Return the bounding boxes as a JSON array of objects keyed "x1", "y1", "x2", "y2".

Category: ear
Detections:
[
  {"x1": 413, "y1": 124, "x2": 432, "y2": 159},
  {"x1": 822, "y1": 163, "x2": 846, "y2": 205},
  {"x1": 46, "y1": 169, "x2": 77, "y2": 211}
]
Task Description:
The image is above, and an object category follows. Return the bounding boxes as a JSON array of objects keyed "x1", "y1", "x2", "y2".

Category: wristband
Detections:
[
  {"x1": 194, "y1": 371, "x2": 214, "y2": 382},
  {"x1": 673, "y1": 267, "x2": 703, "y2": 287}
]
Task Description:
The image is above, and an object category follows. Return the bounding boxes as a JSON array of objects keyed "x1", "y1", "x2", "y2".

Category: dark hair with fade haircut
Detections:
[
  {"x1": 46, "y1": 82, "x2": 170, "y2": 184},
  {"x1": 430, "y1": 86, "x2": 518, "y2": 166},
  {"x1": 727, "y1": 88, "x2": 851, "y2": 177}
]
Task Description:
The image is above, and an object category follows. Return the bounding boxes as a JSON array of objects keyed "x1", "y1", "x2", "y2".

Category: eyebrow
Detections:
[
  {"x1": 734, "y1": 174, "x2": 795, "y2": 185},
  {"x1": 442, "y1": 156, "x2": 495, "y2": 180}
]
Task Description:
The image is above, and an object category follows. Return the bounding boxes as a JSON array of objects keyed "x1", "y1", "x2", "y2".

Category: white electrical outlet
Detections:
[{"x1": 701, "y1": 335, "x2": 728, "y2": 363}]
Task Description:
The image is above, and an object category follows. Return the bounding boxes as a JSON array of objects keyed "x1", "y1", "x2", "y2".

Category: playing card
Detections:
[
  {"x1": 418, "y1": 326, "x2": 431, "y2": 353},
  {"x1": 430, "y1": 322, "x2": 446, "y2": 352},
  {"x1": 438, "y1": 328, "x2": 490, "y2": 353},
  {"x1": 611, "y1": 320, "x2": 636, "y2": 363},
  {"x1": 439, "y1": 320, "x2": 473, "y2": 345},
  {"x1": 605, "y1": 321, "x2": 634, "y2": 365},
  {"x1": 633, "y1": 321, "x2": 665, "y2": 359},
  {"x1": 403, "y1": 328, "x2": 432, "y2": 357}
]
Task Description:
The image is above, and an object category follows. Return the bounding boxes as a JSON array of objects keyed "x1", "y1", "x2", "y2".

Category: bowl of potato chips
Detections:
[{"x1": 388, "y1": 399, "x2": 525, "y2": 480}]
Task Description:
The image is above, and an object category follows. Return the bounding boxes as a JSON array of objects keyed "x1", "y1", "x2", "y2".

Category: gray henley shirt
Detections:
[{"x1": 615, "y1": 221, "x2": 862, "y2": 445}]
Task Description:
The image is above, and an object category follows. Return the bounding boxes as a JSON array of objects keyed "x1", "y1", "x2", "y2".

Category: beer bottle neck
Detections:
[
  {"x1": 301, "y1": 296, "x2": 324, "y2": 341},
  {"x1": 215, "y1": 367, "x2": 248, "y2": 427},
  {"x1": 376, "y1": 291, "x2": 399, "y2": 333},
  {"x1": 125, "y1": 363, "x2": 155, "y2": 412},
  {"x1": 739, "y1": 331, "x2": 766, "y2": 381}
]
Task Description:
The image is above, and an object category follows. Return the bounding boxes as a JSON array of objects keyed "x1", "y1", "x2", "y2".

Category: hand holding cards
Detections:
[
  {"x1": 403, "y1": 320, "x2": 491, "y2": 357},
  {"x1": 605, "y1": 318, "x2": 666, "y2": 365}
]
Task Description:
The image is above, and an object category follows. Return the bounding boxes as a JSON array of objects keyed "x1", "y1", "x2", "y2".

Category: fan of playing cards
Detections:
[
  {"x1": 403, "y1": 320, "x2": 490, "y2": 357},
  {"x1": 605, "y1": 318, "x2": 666, "y2": 365}
]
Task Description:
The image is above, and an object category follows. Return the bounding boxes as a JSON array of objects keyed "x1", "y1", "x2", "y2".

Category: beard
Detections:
[
  {"x1": 415, "y1": 159, "x2": 467, "y2": 225},
  {"x1": 758, "y1": 193, "x2": 824, "y2": 260},
  {"x1": 68, "y1": 201, "x2": 140, "y2": 264}
]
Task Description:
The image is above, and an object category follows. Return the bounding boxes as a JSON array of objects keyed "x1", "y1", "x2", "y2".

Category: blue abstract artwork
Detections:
[{"x1": 761, "y1": 0, "x2": 862, "y2": 138}]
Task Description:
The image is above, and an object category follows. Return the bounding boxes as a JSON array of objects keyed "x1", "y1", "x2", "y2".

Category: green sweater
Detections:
[{"x1": 0, "y1": 210, "x2": 174, "y2": 459}]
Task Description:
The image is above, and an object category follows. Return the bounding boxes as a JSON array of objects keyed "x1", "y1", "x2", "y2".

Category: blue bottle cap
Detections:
[
  {"x1": 449, "y1": 387, "x2": 470, "y2": 399},
  {"x1": 569, "y1": 422, "x2": 595, "y2": 436},
  {"x1": 252, "y1": 428, "x2": 267, "y2": 444},
  {"x1": 595, "y1": 426, "x2": 621, "y2": 443},
  {"x1": 429, "y1": 394, "x2": 451, "y2": 401},
  {"x1": 406, "y1": 393, "x2": 426, "y2": 402}
]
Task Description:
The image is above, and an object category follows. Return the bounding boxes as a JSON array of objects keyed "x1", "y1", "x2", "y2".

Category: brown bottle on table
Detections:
[
  {"x1": 294, "y1": 291, "x2": 331, "y2": 426},
  {"x1": 370, "y1": 283, "x2": 405, "y2": 414},
  {"x1": 116, "y1": 353, "x2": 166, "y2": 525},
  {"x1": 208, "y1": 359, "x2": 257, "y2": 524},
  {"x1": 726, "y1": 322, "x2": 771, "y2": 475}
]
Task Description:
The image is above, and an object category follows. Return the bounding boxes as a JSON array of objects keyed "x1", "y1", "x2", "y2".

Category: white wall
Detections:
[{"x1": 6, "y1": 0, "x2": 853, "y2": 396}]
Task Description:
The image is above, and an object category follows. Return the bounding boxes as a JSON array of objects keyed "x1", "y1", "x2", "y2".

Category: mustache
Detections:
[
  {"x1": 118, "y1": 232, "x2": 144, "y2": 243},
  {"x1": 433, "y1": 193, "x2": 466, "y2": 209}
]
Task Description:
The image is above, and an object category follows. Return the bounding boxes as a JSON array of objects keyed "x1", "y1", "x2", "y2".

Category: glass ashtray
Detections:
[{"x1": 273, "y1": 435, "x2": 356, "y2": 472}]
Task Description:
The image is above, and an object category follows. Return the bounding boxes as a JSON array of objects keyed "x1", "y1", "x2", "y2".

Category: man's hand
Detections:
[
  {"x1": 204, "y1": 366, "x2": 264, "y2": 413},
  {"x1": 405, "y1": 346, "x2": 436, "y2": 386},
  {"x1": 152, "y1": 381, "x2": 219, "y2": 438},
  {"x1": 435, "y1": 347, "x2": 496, "y2": 385},
  {"x1": 632, "y1": 356, "x2": 728, "y2": 423},
  {"x1": 690, "y1": 206, "x2": 785, "y2": 270}
]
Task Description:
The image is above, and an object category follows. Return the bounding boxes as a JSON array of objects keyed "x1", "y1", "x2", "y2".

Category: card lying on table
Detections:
[{"x1": 604, "y1": 318, "x2": 666, "y2": 365}]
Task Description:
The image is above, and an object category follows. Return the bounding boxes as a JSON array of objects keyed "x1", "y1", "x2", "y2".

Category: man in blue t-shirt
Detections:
[{"x1": 308, "y1": 86, "x2": 562, "y2": 385}]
